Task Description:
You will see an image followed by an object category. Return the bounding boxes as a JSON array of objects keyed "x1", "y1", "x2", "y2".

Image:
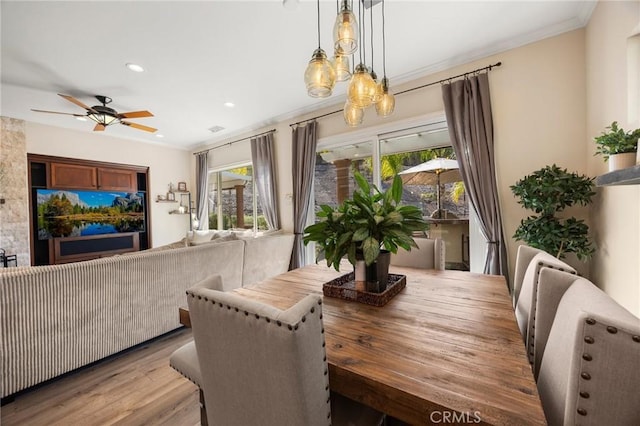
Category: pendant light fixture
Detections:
[
  {"x1": 331, "y1": 46, "x2": 351, "y2": 82},
  {"x1": 305, "y1": 0, "x2": 336, "y2": 98},
  {"x1": 347, "y1": 0, "x2": 376, "y2": 109},
  {"x1": 368, "y1": 4, "x2": 382, "y2": 104},
  {"x1": 376, "y1": 0, "x2": 395, "y2": 117},
  {"x1": 333, "y1": 0, "x2": 358, "y2": 55},
  {"x1": 343, "y1": 100, "x2": 364, "y2": 127}
]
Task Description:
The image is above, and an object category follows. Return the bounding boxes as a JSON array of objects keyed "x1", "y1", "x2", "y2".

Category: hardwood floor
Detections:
[{"x1": 1, "y1": 328, "x2": 200, "y2": 426}]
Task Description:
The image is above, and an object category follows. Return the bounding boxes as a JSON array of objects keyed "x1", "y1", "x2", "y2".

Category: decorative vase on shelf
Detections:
[{"x1": 608, "y1": 152, "x2": 636, "y2": 171}]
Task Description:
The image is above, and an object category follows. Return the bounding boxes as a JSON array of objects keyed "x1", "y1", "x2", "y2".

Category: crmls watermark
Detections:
[{"x1": 429, "y1": 410, "x2": 482, "y2": 424}]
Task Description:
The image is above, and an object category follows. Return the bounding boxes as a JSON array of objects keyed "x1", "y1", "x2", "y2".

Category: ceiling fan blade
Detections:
[
  {"x1": 118, "y1": 110, "x2": 154, "y2": 119},
  {"x1": 93, "y1": 124, "x2": 106, "y2": 131},
  {"x1": 32, "y1": 109, "x2": 86, "y2": 117},
  {"x1": 58, "y1": 94, "x2": 97, "y2": 113},
  {"x1": 121, "y1": 121, "x2": 157, "y2": 133}
]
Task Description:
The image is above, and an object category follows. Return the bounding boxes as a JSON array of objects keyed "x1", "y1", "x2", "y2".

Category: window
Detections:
[
  {"x1": 311, "y1": 119, "x2": 470, "y2": 270},
  {"x1": 207, "y1": 165, "x2": 268, "y2": 233}
]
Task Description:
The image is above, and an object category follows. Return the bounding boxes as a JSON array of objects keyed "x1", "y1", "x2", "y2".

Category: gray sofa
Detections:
[{"x1": 0, "y1": 232, "x2": 294, "y2": 398}]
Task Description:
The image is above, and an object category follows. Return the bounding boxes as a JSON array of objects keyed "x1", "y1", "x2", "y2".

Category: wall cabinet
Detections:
[
  {"x1": 51, "y1": 162, "x2": 97, "y2": 189},
  {"x1": 50, "y1": 162, "x2": 137, "y2": 191},
  {"x1": 97, "y1": 168, "x2": 137, "y2": 191}
]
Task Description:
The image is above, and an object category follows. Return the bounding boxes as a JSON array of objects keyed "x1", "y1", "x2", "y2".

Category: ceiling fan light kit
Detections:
[
  {"x1": 32, "y1": 94, "x2": 157, "y2": 133},
  {"x1": 305, "y1": 0, "x2": 395, "y2": 127}
]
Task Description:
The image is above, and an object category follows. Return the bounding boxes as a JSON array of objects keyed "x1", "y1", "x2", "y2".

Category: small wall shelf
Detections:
[
  {"x1": 595, "y1": 164, "x2": 640, "y2": 186},
  {"x1": 156, "y1": 200, "x2": 178, "y2": 203}
]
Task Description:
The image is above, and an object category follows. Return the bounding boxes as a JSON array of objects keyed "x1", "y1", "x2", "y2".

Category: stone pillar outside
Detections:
[{"x1": 235, "y1": 185, "x2": 245, "y2": 228}]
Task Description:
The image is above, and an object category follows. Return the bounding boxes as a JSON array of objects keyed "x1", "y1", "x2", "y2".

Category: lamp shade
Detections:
[
  {"x1": 375, "y1": 77, "x2": 395, "y2": 117},
  {"x1": 343, "y1": 100, "x2": 364, "y2": 127},
  {"x1": 370, "y1": 71, "x2": 383, "y2": 103},
  {"x1": 347, "y1": 64, "x2": 377, "y2": 108},
  {"x1": 305, "y1": 48, "x2": 336, "y2": 98},
  {"x1": 333, "y1": 1, "x2": 358, "y2": 55},
  {"x1": 331, "y1": 48, "x2": 351, "y2": 82}
]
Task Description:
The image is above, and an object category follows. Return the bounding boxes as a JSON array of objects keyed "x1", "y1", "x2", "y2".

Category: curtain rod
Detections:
[
  {"x1": 193, "y1": 128, "x2": 277, "y2": 156},
  {"x1": 289, "y1": 61, "x2": 502, "y2": 128}
]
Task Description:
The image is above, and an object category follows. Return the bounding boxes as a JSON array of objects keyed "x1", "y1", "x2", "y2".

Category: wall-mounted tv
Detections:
[{"x1": 36, "y1": 189, "x2": 145, "y2": 240}]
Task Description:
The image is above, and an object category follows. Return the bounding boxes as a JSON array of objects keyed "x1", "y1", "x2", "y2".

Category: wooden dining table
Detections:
[{"x1": 181, "y1": 262, "x2": 546, "y2": 425}]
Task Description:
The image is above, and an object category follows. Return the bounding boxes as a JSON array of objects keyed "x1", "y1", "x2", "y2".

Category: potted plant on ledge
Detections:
[
  {"x1": 303, "y1": 172, "x2": 429, "y2": 293},
  {"x1": 594, "y1": 121, "x2": 640, "y2": 172}
]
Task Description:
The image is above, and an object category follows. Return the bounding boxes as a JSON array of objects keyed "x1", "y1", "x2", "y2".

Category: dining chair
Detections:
[
  {"x1": 390, "y1": 237, "x2": 445, "y2": 270},
  {"x1": 532, "y1": 267, "x2": 585, "y2": 379},
  {"x1": 537, "y1": 279, "x2": 640, "y2": 425},
  {"x1": 514, "y1": 248, "x2": 576, "y2": 363},
  {"x1": 183, "y1": 277, "x2": 384, "y2": 426},
  {"x1": 513, "y1": 244, "x2": 546, "y2": 307}
]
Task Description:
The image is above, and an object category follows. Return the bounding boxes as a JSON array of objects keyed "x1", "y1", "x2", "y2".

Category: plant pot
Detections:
[
  {"x1": 608, "y1": 152, "x2": 636, "y2": 171},
  {"x1": 365, "y1": 250, "x2": 391, "y2": 294},
  {"x1": 354, "y1": 256, "x2": 366, "y2": 291}
]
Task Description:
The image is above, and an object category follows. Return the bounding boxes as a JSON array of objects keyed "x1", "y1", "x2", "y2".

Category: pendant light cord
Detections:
[
  {"x1": 317, "y1": 0, "x2": 321, "y2": 49},
  {"x1": 382, "y1": 0, "x2": 387, "y2": 78},
  {"x1": 370, "y1": 2, "x2": 374, "y2": 73},
  {"x1": 361, "y1": 0, "x2": 366, "y2": 66}
]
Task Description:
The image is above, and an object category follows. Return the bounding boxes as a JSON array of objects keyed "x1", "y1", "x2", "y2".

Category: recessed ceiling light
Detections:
[
  {"x1": 208, "y1": 125, "x2": 225, "y2": 133},
  {"x1": 76, "y1": 116, "x2": 87, "y2": 121},
  {"x1": 126, "y1": 63, "x2": 145, "y2": 73},
  {"x1": 223, "y1": 102, "x2": 235, "y2": 108},
  {"x1": 155, "y1": 134, "x2": 164, "y2": 138}
]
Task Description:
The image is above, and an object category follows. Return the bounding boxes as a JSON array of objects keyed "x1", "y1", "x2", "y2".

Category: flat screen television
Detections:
[{"x1": 36, "y1": 189, "x2": 145, "y2": 240}]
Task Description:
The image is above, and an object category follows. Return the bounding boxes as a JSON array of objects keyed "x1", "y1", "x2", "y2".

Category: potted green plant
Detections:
[
  {"x1": 510, "y1": 164, "x2": 595, "y2": 261},
  {"x1": 303, "y1": 172, "x2": 428, "y2": 292},
  {"x1": 594, "y1": 121, "x2": 640, "y2": 171}
]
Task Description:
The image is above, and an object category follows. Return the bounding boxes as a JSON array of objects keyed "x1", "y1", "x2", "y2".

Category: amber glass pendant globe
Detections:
[
  {"x1": 370, "y1": 71, "x2": 383, "y2": 103},
  {"x1": 348, "y1": 64, "x2": 377, "y2": 108},
  {"x1": 333, "y1": 1, "x2": 358, "y2": 55},
  {"x1": 331, "y1": 48, "x2": 351, "y2": 82},
  {"x1": 375, "y1": 77, "x2": 395, "y2": 117},
  {"x1": 305, "y1": 48, "x2": 336, "y2": 98},
  {"x1": 343, "y1": 100, "x2": 364, "y2": 127}
]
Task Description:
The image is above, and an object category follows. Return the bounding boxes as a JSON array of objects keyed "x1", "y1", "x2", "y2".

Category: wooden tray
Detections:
[{"x1": 322, "y1": 272, "x2": 406, "y2": 307}]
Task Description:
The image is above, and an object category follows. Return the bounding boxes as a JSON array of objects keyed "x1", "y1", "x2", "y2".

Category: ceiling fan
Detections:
[{"x1": 32, "y1": 94, "x2": 157, "y2": 133}]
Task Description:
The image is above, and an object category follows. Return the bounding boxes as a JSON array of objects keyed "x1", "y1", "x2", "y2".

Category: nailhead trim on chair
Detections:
[{"x1": 527, "y1": 263, "x2": 578, "y2": 364}]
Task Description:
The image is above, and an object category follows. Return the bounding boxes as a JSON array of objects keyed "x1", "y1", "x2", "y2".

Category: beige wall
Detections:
[
  {"x1": 586, "y1": 1, "x2": 640, "y2": 316},
  {"x1": 24, "y1": 122, "x2": 193, "y2": 247}
]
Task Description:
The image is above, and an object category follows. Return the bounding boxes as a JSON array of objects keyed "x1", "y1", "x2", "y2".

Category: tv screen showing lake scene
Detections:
[{"x1": 36, "y1": 189, "x2": 145, "y2": 240}]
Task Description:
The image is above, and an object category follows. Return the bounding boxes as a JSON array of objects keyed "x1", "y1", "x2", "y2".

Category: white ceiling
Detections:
[{"x1": 1, "y1": 1, "x2": 595, "y2": 151}]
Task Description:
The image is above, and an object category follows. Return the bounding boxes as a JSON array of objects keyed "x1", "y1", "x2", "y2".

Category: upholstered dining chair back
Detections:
[
  {"x1": 532, "y1": 267, "x2": 587, "y2": 379},
  {"x1": 187, "y1": 285, "x2": 330, "y2": 426},
  {"x1": 513, "y1": 245, "x2": 546, "y2": 307},
  {"x1": 390, "y1": 237, "x2": 445, "y2": 270},
  {"x1": 537, "y1": 280, "x2": 640, "y2": 426},
  {"x1": 175, "y1": 276, "x2": 382, "y2": 426},
  {"x1": 514, "y1": 249, "x2": 576, "y2": 363}
]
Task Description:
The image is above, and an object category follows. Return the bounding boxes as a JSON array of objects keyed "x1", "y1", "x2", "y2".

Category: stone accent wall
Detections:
[{"x1": 0, "y1": 117, "x2": 29, "y2": 266}]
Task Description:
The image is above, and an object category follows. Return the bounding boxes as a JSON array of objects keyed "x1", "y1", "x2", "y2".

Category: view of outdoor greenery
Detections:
[
  {"x1": 314, "y1": 146, "x2": 468, "y2": 219},
  {"x1": 207, "y1": 165, "x2": 267, "y2": 231}
]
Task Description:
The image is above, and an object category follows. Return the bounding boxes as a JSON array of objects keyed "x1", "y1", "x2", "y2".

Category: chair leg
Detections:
[{"x1": 199, "y1": 388, "x2": 208, "y2": 426}]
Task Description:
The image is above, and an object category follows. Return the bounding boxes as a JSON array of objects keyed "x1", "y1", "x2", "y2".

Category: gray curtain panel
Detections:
[
  {"x1": 290, "y1": 121, "x2": 317, "y2": 270},
  {"x1": 250, "y1": 132, "x2": 280, "y2": 230},
  {"x1": 442, "y1": 73, "x2": 509, "y2": 282},
  {"x1": 195, "y1": 152, "x2": 209, "y2": 230}
]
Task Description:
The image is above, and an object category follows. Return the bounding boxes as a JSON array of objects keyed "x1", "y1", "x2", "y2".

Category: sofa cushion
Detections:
[{"x1": 190, "y1": 233, "x2": 238, "y2": 246}]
